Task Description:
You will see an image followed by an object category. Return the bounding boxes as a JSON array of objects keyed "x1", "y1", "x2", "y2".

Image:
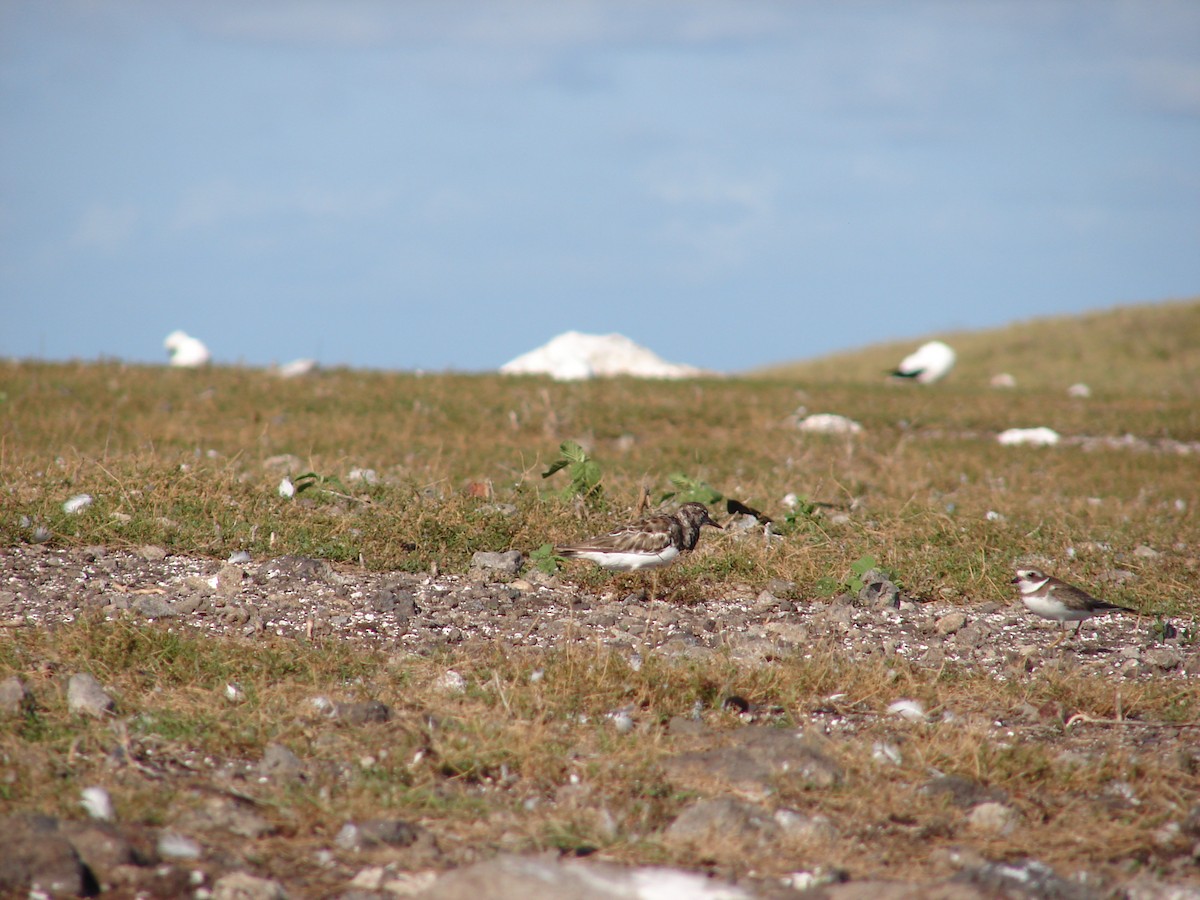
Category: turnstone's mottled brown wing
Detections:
[{"x1": 557, "y1": 513, "x2": 679, "y2": 556}]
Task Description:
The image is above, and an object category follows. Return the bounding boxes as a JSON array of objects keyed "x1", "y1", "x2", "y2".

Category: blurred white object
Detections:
[
  {"x1": 1067, "y1": 382, "x2": 1091, "y2": 398},
  {"x1": 990, "y1": 372, "x2": 1017, "y2": 388},
  {"x1": 81, "y1": 786, "x2": 114, "y2": 820},
  {"x1": 278, "y1": 476, "x2": 295, "y2": 498},
  {"x1": 887, "y1": 699, "x2": 927, "y2": 721},
  {"x1": 164, "y1": 330, "x2": 211, "y2": 367},
  {"x1": 892, "y1": 340, "x2": 956, "y2": 383},
  {"x1": 997, "y1": 427, "x2": 1061, "y2": 447},
  {"x1": 63, "y1": 494, "x2": 93, "y2": 515},
  {"x1": 500, "y1": 331, "x2": 705, "y2": 381},
  {"x1": 797, "y1": 413, "x2": 863, "y2": 435},
  {"x1": 275, "y1": 358, "x2": 317, "y2": 379}
]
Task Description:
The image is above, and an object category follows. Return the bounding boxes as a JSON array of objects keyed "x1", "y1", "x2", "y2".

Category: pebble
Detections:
[
  {"x1": 67, "y1": 673, "x2": 114, "y2": 718},
  {"x1": 0, "y1": 675, "x2": 30, "y2": 716}
]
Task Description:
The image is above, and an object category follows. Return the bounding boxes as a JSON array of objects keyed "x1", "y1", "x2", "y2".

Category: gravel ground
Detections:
[
  {"x1": 2, "y1": 543, "x2": 1192, "y2": 681},
  {"x1": 2, "y1": 543, "x2": 1199, "y2": 899}
]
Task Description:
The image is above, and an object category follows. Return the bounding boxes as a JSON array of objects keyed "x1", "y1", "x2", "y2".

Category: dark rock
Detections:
[
  {"x1": 953, "y1": 858, "x2": 1090, "y2": 899},
  {"x1": 335, "y1": 700, "x2": 391, "y2": 726},
  {"x1": 0, "y1": 814, "x2": 93, "y2": 897}
]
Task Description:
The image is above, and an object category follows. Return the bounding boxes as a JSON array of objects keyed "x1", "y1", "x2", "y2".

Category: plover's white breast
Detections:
[{"x1": 1023, "y1": 592, "x2": 1088, "y2": 622}]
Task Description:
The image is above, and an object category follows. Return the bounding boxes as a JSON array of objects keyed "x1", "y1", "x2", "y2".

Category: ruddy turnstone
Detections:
[
  {"x1": 556, "y1": 502, "x2": 722, "y2": 598},
  {"x1": 1011, "y1": 568, "x2": 1136, "y2": 645}
]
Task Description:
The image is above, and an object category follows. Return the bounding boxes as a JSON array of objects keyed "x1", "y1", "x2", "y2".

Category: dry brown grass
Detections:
[{"x1": 1, "y1": 302, "x2": 1198, "y2": 888}]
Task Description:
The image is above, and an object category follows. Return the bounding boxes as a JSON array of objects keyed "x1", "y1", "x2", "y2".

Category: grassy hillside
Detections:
[
  {"x1": 756, "y1": 297, "x2": 1200, "y2": 396},
  {"x1": 1, "y1": 301, "x2": 1199, "y2": 895}
]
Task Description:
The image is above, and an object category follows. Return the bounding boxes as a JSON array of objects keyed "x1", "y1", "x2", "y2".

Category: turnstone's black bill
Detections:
[
  {"x1": 1011, "y1": 567, "x2": 1136, "y2": 646},
  {"x1": 557, "y1": 502, "x2": 722, "y2": 597}
]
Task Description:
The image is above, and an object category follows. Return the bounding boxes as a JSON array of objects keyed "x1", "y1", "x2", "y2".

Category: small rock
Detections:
[
  {"x1": 967, "y1": 801, "x2": 1020, "y2": 836},
  {"x1": 139, "y1": 545, "x2": 168, "y2": 561},
  {"x1": 0, "y1": 676, "x2": 31, "y2": 716},
  {"x1": 1142, "y1": 647, "x2": 1183, "y2": 671},
  {"x1": 470, "y1": 550, "x2": 524, "y2": 575},
  {"x1": 936, "y1": 612, "x2": 968, "y2": 635},
  {"x1": 1133, "y1": 544, "x2": 1161, "y2": 559},
  {"x1": 175, "y1": 796, "x2": 275, "y2": 839},
  {"x1": 212, "y1": 871, "x2": 289, "y2": 900},
  {"x1": 954, "y1": 858, "x2": 1085, "y2": 899},
  {"x1": 859, "y1": 578, "x2": 900, "y2": 609},
  {"x1": 133, "y1": 596, "x2": 179, "y2": 618},
  {"x1": 334, "y1": 700, "x2": 392, "y2": 726},
  {"x1": 436, "y1": 670, "x2": 466, "y2": 693},
  {"x1": 1067, "y1": 382, "x2": 1091, "y2": 398},
  {"x1": 259, "y1": 744, "x2": 306, "y2": 781},
  {"x1": 67, "y1": 673, "x2": 114, "y2": 718},
  {"x1": 217, "y1": 564, "x2": 246, "y2": 595},
  {"x1": 349, "y1": 866, "x2": 386, "y2": 889},
  {"x1": 663, "y1": 797, "x2": 777, "y2": 848}
]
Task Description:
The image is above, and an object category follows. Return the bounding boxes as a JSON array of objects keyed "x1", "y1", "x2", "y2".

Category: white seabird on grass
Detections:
[
  {"x1": 892, "y1": 340, "x2": 956, "y2": 384},
  {"x1": 164, "y1": 330, "x2": 211, "y2": 368}
]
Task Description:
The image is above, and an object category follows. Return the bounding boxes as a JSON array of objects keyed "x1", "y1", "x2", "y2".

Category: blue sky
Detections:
[{"x1": 2, "y1": 1, "x2": 1198, "y2": 372}]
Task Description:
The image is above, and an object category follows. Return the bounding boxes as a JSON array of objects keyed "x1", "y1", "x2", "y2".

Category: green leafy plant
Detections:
[
  {"x1": 660, "y1": 473, "x2": 722, "y2": 505},
  {"x1": 780, "y1": 494, "x2": 820, "y2": 533},
  {"x1": 529, "y1": 543, "x2": 563, "y2": 576},
  {"x1": 814, "y1": 554, "x2": 899, "y2": 598},
  {"x1": 542, "y1": 441, "x2": 603, "y2": 502}
]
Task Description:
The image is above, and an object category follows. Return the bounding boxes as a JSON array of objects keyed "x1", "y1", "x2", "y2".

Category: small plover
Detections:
[{"x1": 1011, "y1": 568, "x2": 1136, "y2": 645}]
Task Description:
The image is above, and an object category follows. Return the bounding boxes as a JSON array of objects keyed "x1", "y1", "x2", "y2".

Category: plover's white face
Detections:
[{"x1": 1011, "y1": 568, "x2": 1050, "y2": 595}]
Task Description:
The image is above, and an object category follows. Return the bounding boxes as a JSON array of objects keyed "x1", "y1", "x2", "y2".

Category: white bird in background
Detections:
[
  {"x1": 892, "y1": 340, "x2": 956, "y2": 384},
  {"x1": 164, "y1": 330, "x2": 211, "y2": 368}
]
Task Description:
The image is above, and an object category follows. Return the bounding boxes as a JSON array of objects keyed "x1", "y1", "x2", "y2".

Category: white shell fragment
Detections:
[
  {"x1": 796, "y1": 413, "x2": 863, "y2": 435},
  {"x1": 997, "y1": 427, "x2": 1061, "y2": 447}
]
